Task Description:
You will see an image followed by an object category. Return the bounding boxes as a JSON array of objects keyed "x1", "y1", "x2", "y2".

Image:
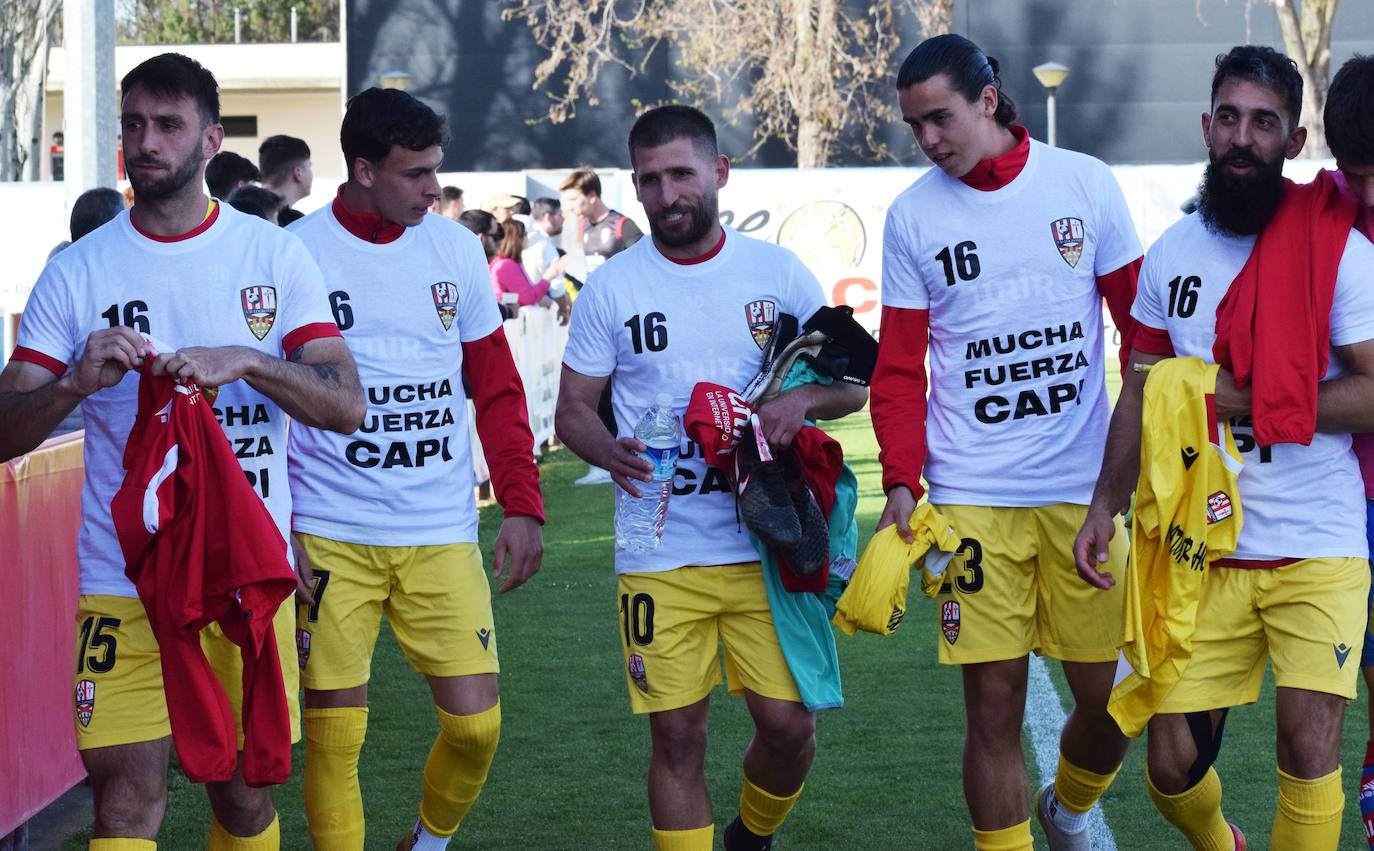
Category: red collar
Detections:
[
  {"x1": 960, "y1": 125, "x2": 1030, "y2": 191},
  {"x1": 664, "y1": 230, "x2": 726, "y2": 265},
  {"x1": 131, "y1": 199, "x2": 219, "y2": 243},
  {"x1": 331, "y1": 185, "x2": 406, "y2": 244}
]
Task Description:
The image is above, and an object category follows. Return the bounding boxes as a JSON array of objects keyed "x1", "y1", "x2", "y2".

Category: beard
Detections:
[
  {"x1": 127, "y1": 146, "x2": 205, "y2": 201},
  {"x1": 648, "y1": 193, "x2": 718, "y2": 249},
  {"x1": 1197, "y1": 147, "x2": 1287, "y2": 236}
]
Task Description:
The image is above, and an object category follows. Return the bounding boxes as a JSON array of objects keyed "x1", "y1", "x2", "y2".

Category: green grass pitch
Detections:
[{"x1": 62, "y1": 406, "x2": 1374, "y2": 848}]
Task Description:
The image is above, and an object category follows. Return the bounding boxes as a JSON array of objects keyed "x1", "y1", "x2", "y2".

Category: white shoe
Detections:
[
  {"x1": 574, "y1": 466, "x2": 613, "y2": 486},
  {"x1": 1036, "y1": 783, "x2": 1091, "y2": 851}
]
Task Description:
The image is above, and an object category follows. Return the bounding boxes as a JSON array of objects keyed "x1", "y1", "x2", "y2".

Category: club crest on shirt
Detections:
[
  {"x1": 1206, "y1": 491, "x2": 1233, "y2": 524},
  {"x1": 745, "y1": 299, "x2": 777, "y2": 350},
  {"x1": 1050, "y1": 217, "x2": 1085, "y2": 268},
  {"x1": 941, "y1": 600, "x2": 960, "y2": 645},
  {"x1": 241, "y1": 285, "x2": 277, "y2": 340},
  {"x1": 627, "y1": 653, "x2": 648, "y2": 693},
  {"x1": 295, "y1": 628, "x2": 311, "y2": 669},
  {"x1": 431, "y1": 281, "x2": 459, "y2": 331},
  {"x1": 75, "y1": 679, "x2": 95, "y2": 727}
]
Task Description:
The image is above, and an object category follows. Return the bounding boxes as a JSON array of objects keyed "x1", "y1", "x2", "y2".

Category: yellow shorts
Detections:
[
  {"x1": 617, "y1": 563, "x2": 801, "y2": 714},
  {"x1": 294, "y1": 534, "x2": 498, "y2": 691},
  {"x1": 931, "y1": 503, "x2": 1126, "y2": 666},
  {"x1": 73, "y1": 595, "x2": 300, "y2": 750},
  {"x1": 1157, "y1": 557, "x2": 1369, "y2": 712}
]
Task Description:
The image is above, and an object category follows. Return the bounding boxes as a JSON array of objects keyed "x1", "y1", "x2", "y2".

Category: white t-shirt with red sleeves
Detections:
[
  {"x1": 285, "y1": 207, "x2": 502, "y2": 546},
  {"x1": 1133, "y1": 213, "x2": 1374, "y2": 560},
  {"x1": 562, "y1": 227, "x2": 826, "y2": 574},
  {"x1": 13, "y1": 203, "x2": 339, "y2": 597},
  {"x1": 881, "y1": 139, "x2": 1142, "y2": 506}
]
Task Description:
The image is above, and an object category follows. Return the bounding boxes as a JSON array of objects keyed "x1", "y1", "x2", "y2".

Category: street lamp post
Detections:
[{"x1": 1032, "y1": 62, "x2": 1070, "y2": 147}]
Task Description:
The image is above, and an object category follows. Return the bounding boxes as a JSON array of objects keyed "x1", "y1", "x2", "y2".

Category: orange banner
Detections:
[{"x1": 0, "y1": 432, "x2": 86, "y2": 836}]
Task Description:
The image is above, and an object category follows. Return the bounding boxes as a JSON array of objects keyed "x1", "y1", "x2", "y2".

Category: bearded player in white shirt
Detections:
[
  {"x1": 556, "y1": 105, "x2": 866, "y2": 851},
  {"x1": 285, "y1": 88, "x2": 545, "y2": 851},
  {"x1": 0, "y1": 53, "x2": 364, "y2": 850},
  {"x1": 871, "y1": 34, "x2": 1144, "y2": 851}
]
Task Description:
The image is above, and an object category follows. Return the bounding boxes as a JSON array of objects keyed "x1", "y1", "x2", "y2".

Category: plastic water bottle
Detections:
[{"x1": 616, "y1": 393, "x2": 681, "y2": 553}]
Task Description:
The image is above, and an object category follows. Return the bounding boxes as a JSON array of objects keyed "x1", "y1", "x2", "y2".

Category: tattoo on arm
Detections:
[
  {"x1": 289, "y1": 346, "x2": 305, "y2": 363},
  {"x1": 311, "y1": 363, "x2": 341, "y2": 388}
]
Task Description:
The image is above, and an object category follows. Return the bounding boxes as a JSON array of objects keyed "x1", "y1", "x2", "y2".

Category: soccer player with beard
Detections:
[
  {"x1": 1076, "y1": 45, "x2": 1374, "y2": 849},
  {"x1": 0, "y1": 53, "x2": 364, "y2": 849},
  {"x1": 555, "y1": 105, "x2": 867, "y2": 851}
]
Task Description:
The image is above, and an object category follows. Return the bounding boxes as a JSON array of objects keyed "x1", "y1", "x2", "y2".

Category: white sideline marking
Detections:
[{"x1": 1026, "y1": 654, "x2": 1118, "y2": 850}]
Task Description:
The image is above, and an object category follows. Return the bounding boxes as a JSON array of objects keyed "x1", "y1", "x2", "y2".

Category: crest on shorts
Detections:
[
  {"x1": 1206, "y1": 491, "x2": 1233, "y2": 524},
  {"x1": 627, "y1": 653, "x2": 648, "y2": 693},
  {"x1": 240, "y1": 285, "x2": 277, "y2": 340},
  {"x1": 1050, "y1": 217, "x2": 1085, "y2": 268},
  {"x1": 75, "y1": 679, "x2": 95, "y2": 728},
  {"x1": 296, "y1": 628, "x2": 311, "y2": 669},
  {"x1": 431, "y1": 281, "x2": 459, "y2": 331},
  {"x1": 745, "y1": 299, "x2": 777, "y2": 350},
  {"x1": 476, "y1": 627, "x2": 492, "y2": 650},
  {"x1": 941, "y1": 600, "x2": 960, "y2": 645}
]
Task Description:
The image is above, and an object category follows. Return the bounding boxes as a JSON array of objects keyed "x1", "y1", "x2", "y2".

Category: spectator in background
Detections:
[
  {"x1": 205, "y1": 150, "x2": 259, "y2": 199},
  {"x1": 523, "y1": 197, "x2": 571, "y2": 325},
  {"x1": 459, "y1": 209, "x2": 516, "y2": 321},
  {"x1": 258, "y1": 134, "x2": 313, "y2": 223},
  {"x1": 432, "y1": 185, "x2": 464, "y2": 219},
  {"x1": 560, "y1": 166, "x2": 642, "y2": 273},
  {"x1": 229, "y1": 184, "x2": 285, "y2": 224},
  {"x1": 47, "y1": 186, "x2": 128, "y2": 261},
  {"x1": 560, "y1": 167, "x2": 643, "y2": 485},
  {"x1": 491, "y1": 219, "x2": 552, "y2": 310},
  {"x1": 482, "y1": 191, "x2": 521, "y2": 225}
]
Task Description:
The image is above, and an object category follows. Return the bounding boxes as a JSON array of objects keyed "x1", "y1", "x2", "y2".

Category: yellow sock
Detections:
[
  {"x1": 1271, "y1": 766, "x2": 1343, "y2": 850},
  {"x1": 207, "y1": 814, "x2": 279, "y2": 849},
  {"x1": 303, "y1": 705, "x2": 369, "y2": 851},
  {"x1": 418, "y1": 701, "x2": 501, "y2": 836},
  {"x1": 1054, "y1": 753, "x2": 1119, "y2": 813},
  {"x1": 738, "y1": 774, "x2": 802, "y2": 836},
  {"x1": 89, "y1": 841, "x2": 156, "y2": 850},
  {"x1": 971, "y1": 819, "x2": 1032, "y2": 850},
  {"x1": 1147, "y1": 766, "x2": 1234, "y2": 850},
  {"x1": 651, "y1": 825, "x2": 714, "y2": 850}
]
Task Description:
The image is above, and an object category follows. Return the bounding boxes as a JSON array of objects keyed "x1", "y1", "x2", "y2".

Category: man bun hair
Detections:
[
  {"x1": 1325, "y1": 54, "x2": 1374, "y2": 167},
  {"x1": 340, "y1": 87, "x2": 450, "y2": 177},
  {"x1": 120, "y1": 52, "x2": 221, "y2": 127},
  {"x1": 1211, "y1": 45, "x2": 1303, "y2": 129},
  {"x1": 627, "y1": 104, "x2": 719, "y2": 168},
  {"x1": 896, "y1": 34, "x2": 1017, "y2": 127}
]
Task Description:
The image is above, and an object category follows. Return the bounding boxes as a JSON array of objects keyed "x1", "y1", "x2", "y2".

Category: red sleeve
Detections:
[
  {"x1": 462, "y1": 328, "x2": 545, "y2": 524},
  {"x1": 871, "y1": 306, "x2": 928, "y2": 499},
  {"x1": 1133, "y1": 323, "x2": 1175, "y2": 357},
  {"x1": 1095, "y1": 256, "x2": 1143, "y2": 376},
  {"x1": 282, "y1": 322, "x2": 343, "y2": 358},
  {"x1": 10, "y1": 345, "x2": 67, "y2": 376}
]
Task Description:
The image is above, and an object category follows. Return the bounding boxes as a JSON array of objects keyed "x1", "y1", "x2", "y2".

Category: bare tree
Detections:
[
  {"x1": 1203, "y1": 0, "x2": 1339, "y2": 157},
  {"x1": 504, "y1": 0, "x2": 953, "y2": 168},
  {"x1": 0, "y1": 0, "x2": 62, "y2": 181},
  {"x1": 115, "y1": 0, "x2": 338, "y2": 44}
]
